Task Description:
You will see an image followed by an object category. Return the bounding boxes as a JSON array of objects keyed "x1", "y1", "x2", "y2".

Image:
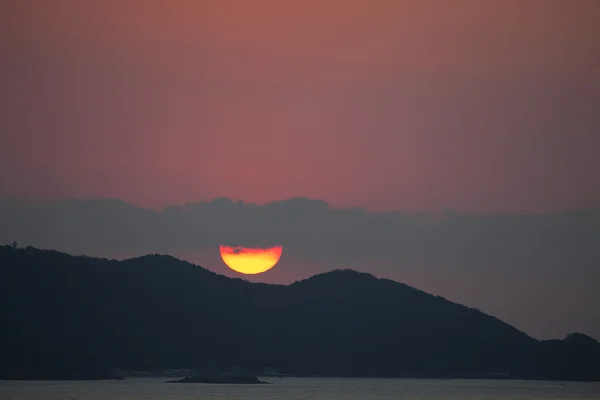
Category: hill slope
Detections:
[{"x1": 1, "y1": 245, "x2": 598, "y2": 380}]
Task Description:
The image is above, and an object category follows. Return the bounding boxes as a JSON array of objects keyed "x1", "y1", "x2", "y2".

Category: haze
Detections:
[{"x1": 1, "y1": 1, "x2": 599, "y2": 340}]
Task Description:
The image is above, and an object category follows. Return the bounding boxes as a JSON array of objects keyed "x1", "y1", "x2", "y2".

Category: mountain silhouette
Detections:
[{"x1": 1, "y1": 245, "x2": 598, "y2": 381}]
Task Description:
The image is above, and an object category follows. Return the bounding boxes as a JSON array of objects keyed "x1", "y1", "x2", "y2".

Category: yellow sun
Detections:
[{"x1": 219, "y1": 245, "x2": 283, "y2": 275}]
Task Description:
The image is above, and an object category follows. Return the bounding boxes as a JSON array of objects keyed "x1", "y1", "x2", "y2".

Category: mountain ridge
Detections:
[{"x1": 1, "y1": 245, "x2": 599, "y2": 381}]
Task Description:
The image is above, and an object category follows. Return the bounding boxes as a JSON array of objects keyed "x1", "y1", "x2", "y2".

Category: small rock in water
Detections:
[{"x1": 167, "y1": 372, "x2": 267, "y2": 384}]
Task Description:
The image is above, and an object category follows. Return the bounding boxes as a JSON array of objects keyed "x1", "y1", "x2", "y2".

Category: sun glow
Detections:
[{"x1": 219, "y1": 245, "x2": 283, "y2": 275}]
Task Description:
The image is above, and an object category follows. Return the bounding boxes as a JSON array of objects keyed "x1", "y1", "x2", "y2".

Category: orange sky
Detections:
[{"x1": 1, "y1": 0, "x2": 599, "y2": 212}]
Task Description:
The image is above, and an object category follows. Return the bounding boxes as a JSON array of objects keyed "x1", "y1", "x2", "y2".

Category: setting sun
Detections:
[{"x1": 219, "y1": 245, "x2": 283, "y2": 275}]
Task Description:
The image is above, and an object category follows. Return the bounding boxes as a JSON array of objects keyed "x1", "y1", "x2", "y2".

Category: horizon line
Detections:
[{"x1": 1, "y1": 196, "x2": 598, "y2": 216}]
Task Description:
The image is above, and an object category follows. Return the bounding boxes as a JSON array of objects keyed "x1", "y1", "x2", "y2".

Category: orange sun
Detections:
[{"x1": 219, "y1": 245, "x2": 283, "y2": 275}]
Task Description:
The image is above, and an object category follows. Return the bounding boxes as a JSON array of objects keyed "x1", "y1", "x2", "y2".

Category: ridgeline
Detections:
[{"x1": 1, "y1": 245, "x2": 599, "y2": 381}]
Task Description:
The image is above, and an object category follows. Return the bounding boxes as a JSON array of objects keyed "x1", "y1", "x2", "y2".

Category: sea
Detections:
[{"x1": 2, "y1": 377, "x2": 600, "y2": 400}]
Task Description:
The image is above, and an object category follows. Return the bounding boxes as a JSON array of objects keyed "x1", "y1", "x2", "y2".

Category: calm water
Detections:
[{"x1": 2, "y1": 377, "x2": 600, "y2": 400}]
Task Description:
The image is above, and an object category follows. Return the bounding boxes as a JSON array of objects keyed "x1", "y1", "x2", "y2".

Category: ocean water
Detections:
[{"x1": 2, "y1": 377, "x2": 600, "y2": 400}]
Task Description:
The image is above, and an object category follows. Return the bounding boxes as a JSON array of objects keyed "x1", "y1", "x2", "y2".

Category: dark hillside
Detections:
[{"x1": 1, "y1": 246, "x2": 598, "y2": 381}]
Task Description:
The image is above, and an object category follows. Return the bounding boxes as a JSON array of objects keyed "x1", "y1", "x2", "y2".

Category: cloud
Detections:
[{"x1": 1, "y1": 197, "x2": 598, "y2": 267}]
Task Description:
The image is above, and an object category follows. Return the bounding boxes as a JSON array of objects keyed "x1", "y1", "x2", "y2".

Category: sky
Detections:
[{"x1": 1, "y1": 1, "x2": 599, "y2": 339}]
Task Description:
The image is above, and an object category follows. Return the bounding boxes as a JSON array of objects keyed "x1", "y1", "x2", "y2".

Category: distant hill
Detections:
[{"x1": 1, "y1": 245, "x2": 599, "y2": 381}]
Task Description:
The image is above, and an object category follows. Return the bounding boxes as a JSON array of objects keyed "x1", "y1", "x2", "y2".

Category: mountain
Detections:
[{"x1": 1, "y1": 245, "x2": 599, "y2": 381}]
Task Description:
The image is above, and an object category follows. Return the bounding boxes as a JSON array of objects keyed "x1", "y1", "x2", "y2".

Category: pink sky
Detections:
[
  {"x1": 2, "y1": 1, "x2": 600, "y2": 340},
  {"x1": 1, "y1": 0, "x2": 599, "y2": 212}
]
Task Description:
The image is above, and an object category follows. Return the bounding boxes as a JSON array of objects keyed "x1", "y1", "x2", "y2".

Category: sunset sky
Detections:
[
  {"x1": 2, "y1": 0, "x2": 599, "y2": 212},
  {"x1": 1, "y1": 1, "x2": 599, "y2": 339}
]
